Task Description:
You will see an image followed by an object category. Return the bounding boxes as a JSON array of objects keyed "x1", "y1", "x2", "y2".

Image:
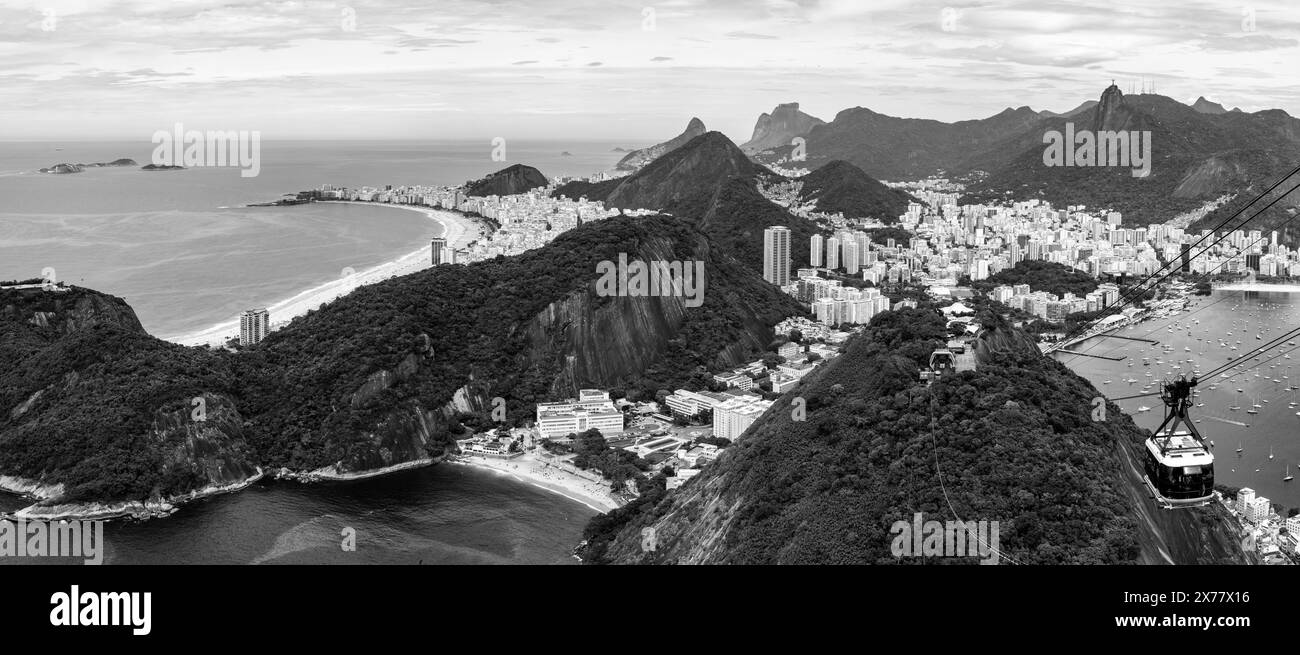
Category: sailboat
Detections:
[
  {"x1": 1286, "y1": 464, "x2": 1294, "y2": 482},
  {"x1": 1269, "y1": 446, "x2": 1274, "y2": 460},
  {"x1": 1236, "y1": 441, "x2": 1244, "y2": 453}
]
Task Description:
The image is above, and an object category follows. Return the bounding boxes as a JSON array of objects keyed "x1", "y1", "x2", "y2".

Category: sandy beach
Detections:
[
  {"x1": 451, "y1": 453, "x2": 623, "y2": 513},
  {"x1": 165, "y1": 202, "x2": 483, "y2": 347}
]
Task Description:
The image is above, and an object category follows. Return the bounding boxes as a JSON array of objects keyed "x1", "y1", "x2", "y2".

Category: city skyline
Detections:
[{"x1": 2, "y1": 0, "x2": 1299, "y2": 141}]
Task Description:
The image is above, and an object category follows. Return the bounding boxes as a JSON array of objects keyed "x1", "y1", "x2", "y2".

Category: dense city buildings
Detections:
[{"x1": 315, "y1": 182, "x2": 645, "y2": 265}]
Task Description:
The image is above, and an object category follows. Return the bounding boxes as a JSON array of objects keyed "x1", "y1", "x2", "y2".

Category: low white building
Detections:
[{"x1": 536, "y1": 393, "x2": 624, "y2": 439}]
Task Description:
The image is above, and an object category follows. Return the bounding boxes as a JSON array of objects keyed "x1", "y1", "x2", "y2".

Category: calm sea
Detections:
[
  {"x1": 0, "y1": 140, "x2": 622, "y2": 564},
  {"x1": 1064, "y1": 289, "x2": 1300, "y2": 509},
  {"x1": 0, "y1": 466, "x2": 593, "y2": 565},
  {"x1": 0, "y1": 140, "x2": 628, "y2": 337}
]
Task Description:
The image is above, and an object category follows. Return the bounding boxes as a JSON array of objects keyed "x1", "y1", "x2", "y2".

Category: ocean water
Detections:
[
  {"x1": 0, "y1": 140, "x2": 621, "y2": 564},
  {"x1": 0, "y1": 465, "x2": 593, "y2": 565},
  {"x1": 0, "y1": 140, "x2": 626, "y2": 337},
  {"x1": 1064, "y1": 289, "x2": 1300, "y2": 509}
]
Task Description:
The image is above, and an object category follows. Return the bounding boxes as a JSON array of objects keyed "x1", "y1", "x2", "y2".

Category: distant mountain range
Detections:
[
  {"x1": 614, "y1": 118, "x2": 707, "y2": 172},
  {"x1": 1191, "y1": 96, "x2": 1238, "y2": 114},
  {"x1": 753, "y1": 86, "x2": 1300, "y2": 244}
]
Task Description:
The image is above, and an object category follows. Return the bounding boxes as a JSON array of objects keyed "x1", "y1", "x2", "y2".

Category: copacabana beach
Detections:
[{"x1": 167, "y1": 202, "x2": 484, "y2": 347}]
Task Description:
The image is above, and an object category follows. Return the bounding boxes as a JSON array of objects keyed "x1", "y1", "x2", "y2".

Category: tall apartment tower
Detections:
[
  {"x1": 826, "y1": 237, "x2": 841, "y2": 270},
  {"x1": 855, "y1": 232, "x2": 870, "y2": 265},
  {"x1": 843, "y1": 240, "x2": 860, "y2": 275},
  {"x1": 810, "y1": 234, "x2": 824, "y2": 268},
  {"x1": 240, "y1": 308, "x2": 269, "y2": 346},
  {"x1": 431, "y1": 237, "x2": 447, "y2": 265},
  {"x1": 763, "y1": 226, "x2": 791, "y2": 285}
]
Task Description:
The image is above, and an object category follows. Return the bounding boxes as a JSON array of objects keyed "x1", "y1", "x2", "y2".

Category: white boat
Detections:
[{"x1": 1137, "y1": 406, "x2": 1151, "y2": 412}]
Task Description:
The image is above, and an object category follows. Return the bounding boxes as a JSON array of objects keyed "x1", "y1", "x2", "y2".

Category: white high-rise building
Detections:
[
  {"x1": 826, "y1": 237, "x2": 841, "y2": 270},
  {"x1": 240, "y1": 308, "x2": 269, "y2": 346},
  {"x1": 1237, "y1": 487, "x2": 1255, "y2": 511},
  {"x1": 431, "y1": 237, "x2": 448, "y2": 265},
  {"x1": 763, "y1": 226, "x2": 791, "y2": 286},
  {"x1": 810, "y1": 234, "x2": 824, "y2": 267},
  {"x1": 843, "y1": 240, "x2": 860, "y2": 275},
  {"x1": 712, "y1": 396, "x2": 774, "y2": 440},
  {"x1": 855, "y1": 232, "x2": 870, "y2": 265}
]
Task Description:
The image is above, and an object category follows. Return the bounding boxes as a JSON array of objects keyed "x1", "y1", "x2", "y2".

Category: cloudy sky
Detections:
[{"x1": 1, "y1": 0, "x2": 1297, "y2": 142}]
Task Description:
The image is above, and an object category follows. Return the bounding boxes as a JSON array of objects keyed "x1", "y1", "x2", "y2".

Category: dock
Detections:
[{"x1": 1053, "y1": 349, "x2": 1126, "y2": 361}]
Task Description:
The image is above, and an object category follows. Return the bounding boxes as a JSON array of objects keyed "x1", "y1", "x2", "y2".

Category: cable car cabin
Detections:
[{"x1": 1141, "y1": 430, "x2": 1215, "y2": 508}]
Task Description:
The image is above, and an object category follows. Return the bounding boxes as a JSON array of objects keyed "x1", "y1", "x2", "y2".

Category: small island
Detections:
[
  {"x1": 39, "y1": 158, "x2": 137, "y2": 174},
  {"x1": 560, "y1": 151, "x2": 573, "y2": 156},
  {"x1": 141, "y1": 163, "x2": 185, "y2": 171}
]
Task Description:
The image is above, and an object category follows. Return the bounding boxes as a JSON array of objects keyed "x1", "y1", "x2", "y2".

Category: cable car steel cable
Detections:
[
  {"x1": 1059, "y1": 230, "x2": 1281, "y2": 361},
  {"x1": 1055, "y1": 165, "x2": 1300, "y2": 346},
  {"x1": 1051, "y1": 167, "x2": 1300, "y2": 350}
]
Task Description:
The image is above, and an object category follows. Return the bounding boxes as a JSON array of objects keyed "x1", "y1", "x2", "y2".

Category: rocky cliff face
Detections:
[
  {"x1": 150, "y1": 392, "x2": 261, "y2": 494},
  {"x1": 520, "y1": 232, "x2": 779, "y2": 397},
  {"x1": 615, "y1": 118, "x2": 707, "y2": 172},
  {"x1": 741, "y1": 102, "x2": 825, "y2": 154}
]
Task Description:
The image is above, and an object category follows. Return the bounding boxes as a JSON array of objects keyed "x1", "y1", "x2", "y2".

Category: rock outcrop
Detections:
[
  {"x1": 614, "y1": 118, "x2": 706, "y2": 172},
  {"x1": 740, "y1": 102, "x2": 825, "y2": 154}
]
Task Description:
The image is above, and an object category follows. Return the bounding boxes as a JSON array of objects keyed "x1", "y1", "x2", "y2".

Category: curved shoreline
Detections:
[
  {"x1": 447, "y1": 455, "x2": 621, "y2": 513},
  {"x1": 163, "y1": 201, "x2": 485, "y2": 347}
]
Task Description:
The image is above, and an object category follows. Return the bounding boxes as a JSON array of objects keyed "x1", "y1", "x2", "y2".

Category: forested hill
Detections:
[
  {"x1": 971, "y1": 260, "x2": 1100, "y2": 298},
  {"x1": 0, "y1": 215, "x2": 805, "y2": 509},
  {"x1": 553, "y1": 131, "x2": 824, "y2": 273},
  {"x1": 582, "y1": 308, "x2": 1248, "y2": 564}
]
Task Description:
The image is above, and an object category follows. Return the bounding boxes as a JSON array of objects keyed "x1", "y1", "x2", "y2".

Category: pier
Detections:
[{"x1": 1053, "y1": 349, "x2": 1126, "y2": 361}]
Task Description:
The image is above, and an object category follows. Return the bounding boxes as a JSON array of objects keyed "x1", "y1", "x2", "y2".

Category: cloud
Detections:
[{"x1": 0, "y1": 0, "x2": 1297, "y2": 139}]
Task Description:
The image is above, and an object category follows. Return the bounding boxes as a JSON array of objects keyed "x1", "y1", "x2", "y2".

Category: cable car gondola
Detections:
[{"x1": 1141, "y1": 375, "x2": 1215, "y2": 509}]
